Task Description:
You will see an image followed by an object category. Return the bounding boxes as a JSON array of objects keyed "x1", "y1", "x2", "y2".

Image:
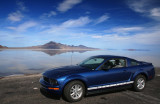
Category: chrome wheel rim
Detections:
[
  {"x1": 137, "y1": 78, "x2": 145, "y2": 90},
  {"x1": 70, "y1": 84, "x2": 83, "y2": 100}
]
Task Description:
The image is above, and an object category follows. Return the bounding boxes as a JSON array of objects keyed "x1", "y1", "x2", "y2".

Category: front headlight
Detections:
[{"x1": 49, "y1": 79, "x2": 58, "y2": 85}]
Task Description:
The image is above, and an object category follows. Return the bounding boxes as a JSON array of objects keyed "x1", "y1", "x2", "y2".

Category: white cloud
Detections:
[
  {"x1": 40, "y1": 16, "x2": 91, "y2": 35},
  {"x1": 109, "y1": 27, "x2": 143, "y2": 33},
  {"x1": 127, "y1": 0, "x2": 160, "y2": 21},
  {"x1": 41, "y1": 11, "x2": 57, "y2": 18},
  {"x1": 7, "y1": 21, "x2": 37, "y2": 32},
  {"x1": 7, "y1": 11, "x2": 23, "y2": 22},
  {"x1": 48, "y1": 11, "x2": 57, "y2": 17},
  {"x1": 125, "y1": 0, "x2": 160, "y2": 46},
  {"x1": 95, "y1": 14, "x2": 109, "y2": 24},
  {"x1": 92, "y1": 35, "x2": 103, "y2": 39},
  {"x1": 16, "y1": 1, "x2": 27, "y2": 11},
  {"x1": 150, "y1": 8, "x2": 160, "y2": 17},
  {"x1": 92, "y1": 31, "x2": 160, "y2": 45},
  {"x1": 127, "y1": 0, "x2": 148, "y2": 13},
  {"x1": 61, "y1": 16, "x2": 91, "y2": 27},
  {"x1": 92, "y1": 26, "x2": 160, "y2": 45},
  {"x1": 7, "y1": 1, "x2": 27, "y2": 22},
  {"x1": 57, "y1": 0, "x2": 82, "y2": 12},
  {"x1": 85, "y1": 11, "x2": 90, "y2": 14},
  {"x1": 7, "y1": 26, "x2": 16, "y2": 30},
  {"x1": 133, "y1": 31, "x2": 160, "y2": 45}
]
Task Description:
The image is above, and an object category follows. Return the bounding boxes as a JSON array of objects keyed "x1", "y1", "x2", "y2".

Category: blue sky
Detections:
[{"x1": 0, "y1": 0, "x2": 160, "y2": 49}]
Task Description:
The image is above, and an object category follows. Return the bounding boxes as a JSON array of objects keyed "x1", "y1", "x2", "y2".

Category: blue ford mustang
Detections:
[{"x1": 39, "y1": 55, "x2": 155, "y2": 102}]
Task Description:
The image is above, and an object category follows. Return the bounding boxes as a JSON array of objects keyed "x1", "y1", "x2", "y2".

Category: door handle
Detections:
[{"x1": 123, "y1": 69, "x2": 127, "y2": 72}]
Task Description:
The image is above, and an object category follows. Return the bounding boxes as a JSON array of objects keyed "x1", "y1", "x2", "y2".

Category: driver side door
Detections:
[{"x1": 87, "y1": 58, "x2": 132, "y2": 87}]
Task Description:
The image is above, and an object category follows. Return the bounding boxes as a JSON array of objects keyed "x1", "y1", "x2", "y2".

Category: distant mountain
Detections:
[
  {"x1": 31, "y1": 41, "x2": 97, "y2": 50},
  {"x1": 0, "y1": 45, "x2": 7, "y2": 48},
  {"x1": 8, "y1": 41, "x2": 98, "y2": 50},
  {"x1": 40, "y1": 41, "x2": 62, "y2": 49}
]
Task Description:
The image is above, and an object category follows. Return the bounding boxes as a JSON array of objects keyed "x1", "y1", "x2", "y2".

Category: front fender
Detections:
[{"x1": 61, "y1": 75, "x2": 88, "y2": 90}]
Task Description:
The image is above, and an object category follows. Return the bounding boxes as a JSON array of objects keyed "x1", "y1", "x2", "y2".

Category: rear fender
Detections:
[{"x1": 132, "y1": 69, "x2": 148, "y2": 81}]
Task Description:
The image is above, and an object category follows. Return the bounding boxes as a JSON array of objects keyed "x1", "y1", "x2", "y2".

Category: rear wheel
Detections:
[
  {"x1": 133, "y1": 75, "x2": 146, "y2": 92},
  {"x1": 63, "y1": 81, "x2": 85, "y2": 102}
]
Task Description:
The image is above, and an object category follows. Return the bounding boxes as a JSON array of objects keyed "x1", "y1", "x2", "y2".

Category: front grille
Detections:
[{"x1": 43, "y1": 76, "x2": 49, "y2": 83}]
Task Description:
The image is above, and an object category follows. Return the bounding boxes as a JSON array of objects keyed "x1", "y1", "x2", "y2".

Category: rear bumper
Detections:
[{"x1": 39, "y1": 78, "x2": 62, "y2": 96}]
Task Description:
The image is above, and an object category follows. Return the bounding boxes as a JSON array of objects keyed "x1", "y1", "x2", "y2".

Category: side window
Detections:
[
  {"x1": 102, "y1": 58, "x2": 126, "y2": 69},
  {"x1": 131, "y1": 60, "x2": 139, "y2": 66},
  {"x1": 113, "y1": 59, "x2": 126, "y2": 68}
]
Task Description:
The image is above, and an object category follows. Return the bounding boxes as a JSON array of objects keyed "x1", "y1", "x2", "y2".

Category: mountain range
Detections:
[
  {"x1": 0, "y1": 41, "x2": 97, "y2": 50},
  {"x1": 0, "y1": 45, "x2": 8, "y2": 48}
]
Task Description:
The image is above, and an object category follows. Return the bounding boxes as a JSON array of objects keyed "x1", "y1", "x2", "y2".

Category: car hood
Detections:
[{"x1": 43, "y1": 65, "x2": 90, "y2": 78}]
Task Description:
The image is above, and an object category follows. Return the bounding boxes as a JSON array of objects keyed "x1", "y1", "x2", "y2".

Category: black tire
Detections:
[
  {"x1": 63, "y1": 80, "x2": 85, "y2": 102},
  {"x1": 133, "y1": 75, "x2": 146, "y2": 92}
]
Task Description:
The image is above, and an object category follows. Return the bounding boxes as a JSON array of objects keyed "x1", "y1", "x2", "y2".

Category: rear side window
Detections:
[
  {"x1": 131, "y1": 60, "x2": 139, "y2": 66},
  {"x1": 102, "y1": 58, "x2": 126, "y2": 69}
]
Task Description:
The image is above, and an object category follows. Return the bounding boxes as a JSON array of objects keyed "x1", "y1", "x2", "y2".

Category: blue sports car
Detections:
[{"x1": 39, "y1": 55, "x2": 155, "y2": 102}]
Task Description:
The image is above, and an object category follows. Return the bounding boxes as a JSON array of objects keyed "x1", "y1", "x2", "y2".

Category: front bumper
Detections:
[{"x1": 39, "y1": 78, "x2": 62, "y2": 96}]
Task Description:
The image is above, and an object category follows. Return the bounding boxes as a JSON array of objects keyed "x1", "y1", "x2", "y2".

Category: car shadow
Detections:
[
  {"x1": 40, "y1": 87, "x2": 60, "y2": 100},
  {"x1": 40, "y1": 86, "x2": 133, "y2": 101}
]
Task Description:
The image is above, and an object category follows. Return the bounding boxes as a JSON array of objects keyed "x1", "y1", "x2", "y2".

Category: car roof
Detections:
[{"x1": 91, "y1": 55, "x2": 129, "y2": 59}]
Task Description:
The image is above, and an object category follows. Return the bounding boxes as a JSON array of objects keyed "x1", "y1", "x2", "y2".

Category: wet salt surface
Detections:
[{"x1": 0, "y1": 49, "x2": 159, "y2": 77}]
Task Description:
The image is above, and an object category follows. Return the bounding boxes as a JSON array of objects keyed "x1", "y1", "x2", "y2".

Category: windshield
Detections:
[{"x1": 79, "y1": 57, "x2": 105, "y2": 70}]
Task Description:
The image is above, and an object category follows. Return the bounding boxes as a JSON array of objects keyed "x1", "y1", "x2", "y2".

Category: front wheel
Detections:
[
  {"x1": 63, "y1": 81, "x2": 85, "y2": 102},
  {"x1": 133, "y1": 75, "x2": 146, "y2": 92}
]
